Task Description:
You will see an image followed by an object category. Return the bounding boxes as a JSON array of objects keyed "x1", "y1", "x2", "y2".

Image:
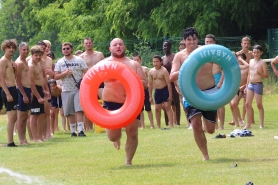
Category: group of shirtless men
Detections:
[{"x1": 1, "y1": 27, "x2": 276, "y2": 165}]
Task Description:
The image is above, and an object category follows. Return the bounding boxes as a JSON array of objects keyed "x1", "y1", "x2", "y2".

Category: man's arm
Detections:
[
  {"x1": 16, "y1": 62, "x2": 29, "y2": 103},
  {"x1": 135, "y1": 63, "x2": 147, "y2": 88},
  {"x1": 258, "y1": 62, "x2": 269, "y2": 79},
  {"x1": 271, "y1": 56, "x2": 278, "y2": 77},
  {"x1": 148, "y1": 70, "x2": 154, "y2": 104},
  {"x1": 170, "y1": 53, "x2": 181, "y2": 82},
  {"x1": 0, "y1": 59, "x2": 13, "y2": 102},
  {"x1": 164, "y1": 69, "x2": 172, "y2": 103}
]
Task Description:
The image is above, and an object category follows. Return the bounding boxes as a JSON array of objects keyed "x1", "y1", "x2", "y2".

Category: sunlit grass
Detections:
[{"x1": 0, "y1": 94, "x2": 278, "y2": 185}]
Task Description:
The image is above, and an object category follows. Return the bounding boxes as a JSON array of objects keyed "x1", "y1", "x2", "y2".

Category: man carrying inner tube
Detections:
[
  {"x1": 101, "y1": 38, "x2": 147, "y2": 166},
  {"x1": 170, "y1": 27, "x2": 216, "y2": 161}
]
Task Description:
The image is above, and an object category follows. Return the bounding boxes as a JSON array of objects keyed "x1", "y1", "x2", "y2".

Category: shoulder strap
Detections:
[{"x1": 63, "y1": 58, "x2": 77, "y2": 83}]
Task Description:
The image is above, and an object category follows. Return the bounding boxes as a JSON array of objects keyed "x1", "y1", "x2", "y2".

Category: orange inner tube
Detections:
[{"x1": 80, "y1": 61, "x2": 144, "y2": 129}]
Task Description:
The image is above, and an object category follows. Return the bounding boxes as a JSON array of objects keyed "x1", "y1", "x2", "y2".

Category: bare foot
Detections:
[
  {"x1": 243, "y1": 126, "x2": 252, "y2": 129},
  {"x1": 20, "y1": 142, "x2": 29, "y2": 145},
  {"x1": 113, "y1": 140, "x2": 120, "y2": 150},
  {"x1": 203, "y1": 155, "x2": 209, "y2": 161},
  {"x1": 125, "y1": 162, "x2": 132, "y2": 166},
  {"x1": 228, "y1": 121, "x2": 235, "y2": 126},
  {"x1": 260, "y1": 126, "x2": 264, "y2": 129}
]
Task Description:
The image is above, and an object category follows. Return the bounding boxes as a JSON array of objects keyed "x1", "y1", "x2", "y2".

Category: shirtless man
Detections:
[
  {"x1": 15, "y1": 42, "x2": 31, "y2": 145},
  {"x1": 0, "y1": 39, "x2": 18, "y2": 147},
  {"x1": 245, "y1": 45, "x2": 268, "y2": 129},
  {"x1": 132, "y1": 53, "x2": 154, "y2": 129},
  {"x1": 229, "y1": 53, "x2": 249, "y2": 127},
  {"x1": 204, "y1": 34, "x2": 225, "y2": 130},
  {"x1": 170, "y1": 27, "x2": 216, "y2": 161},
  {"x1": 80, "y1": 38, "x2": 104, "y2": 131},
  {"x1": 149, "y1": 55, "x2": 173, "y2": 129},
  {"x1": 162, "y1": 40, "x2": 180, "y2": 126},
  {"x1": 97, "y1": 38, "x2": 147, "y2": 166},
  {"x1": 42, "y1": 40, "x2": 53, "y2": 138},
  {"x1": 236, "y1": 37, "x2": 254, "y2": 124},
  {"x1": 29, "y1": 45, "x2": 48, "y2": 142}
]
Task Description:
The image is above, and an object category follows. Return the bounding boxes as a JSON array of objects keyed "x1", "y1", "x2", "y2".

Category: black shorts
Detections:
[
  {"x1": 185, "y1": 106, "x2": 217, "y2": 123},
  {"x1": 1, "y1": 86, "x2": 18, "y2": 111},
  {"x1": 30, "y1": 86, "x2": 45, "y2": 115},
  {"x1": 0, "y1": 87, "x2": 3, "y2": 109},
  {"x1": 103, "y1": 101, "x2": 140, "y2": 120},
  {"x1": 51, "y1": 95, "x2": 62, "y2": 108},
  {"x1": 143, "y1": 88, "x2": 151, "y2": 111},
  {"x1": 17, "y1": 87, "x2": 31, "y2": 111}
]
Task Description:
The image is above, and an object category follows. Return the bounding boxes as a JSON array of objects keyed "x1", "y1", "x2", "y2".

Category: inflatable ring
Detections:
[
  {"x1": 80, "y1": 61, "x2": 144, "y2": 129},
  {"x1": 178, "y1": 44, "x2": 241, "y2": 110}
]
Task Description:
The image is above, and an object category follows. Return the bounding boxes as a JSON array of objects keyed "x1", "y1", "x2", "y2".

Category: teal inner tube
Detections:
[{"x1": 178, "y1": 44, "x2": 241, "y2": 110}]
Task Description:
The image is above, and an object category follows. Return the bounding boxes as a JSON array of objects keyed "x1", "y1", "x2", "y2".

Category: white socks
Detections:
[{"x1": 78, "y1": 122, "x2": 84, "y2": 132}]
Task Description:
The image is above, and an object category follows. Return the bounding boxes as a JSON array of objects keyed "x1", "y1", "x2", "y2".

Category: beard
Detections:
[{"x1": 112, "y1": 51, "x2": 125, "y2": 58}]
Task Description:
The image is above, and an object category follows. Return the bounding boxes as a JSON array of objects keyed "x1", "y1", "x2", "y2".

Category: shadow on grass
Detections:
[
  {"x1": 209, "y1": 157, "x2": 278, "y2": 163},
  {"x1": 111, "y1": 163, "x2": 176, "y2": 170}
]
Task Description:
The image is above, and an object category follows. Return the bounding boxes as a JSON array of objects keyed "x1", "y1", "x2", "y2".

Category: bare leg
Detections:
[
  {"x1": 245, "y1": 89, "x2": 254, "y2": 129},
  {"x1": 30, "y1": 115, "x2": 41, "y2": 142},
  {"x1": 50, "y1": 107, "x2": 55, "y2": 135},
  {"x1": 44, "y1": 102, "x2": 51, "y2": 138},
  {"x1": 147, "y1": 110, "x2": 154, "y2": 128},
  {"x1": 155, "y1": 104, "x2": 162, "y2": 128},
  {"x1": 164, "y1": 102, "x2": 173, "y2": 128},
  {"x1": 17, "y1": 111, "x2": 29, "y2": 144},
  {"x1": 106, "y1": 128, "x2": 122, "y2": 150},
  {"x1": 84, "y1": 114, "x2": 92, "y2": 131},
  {"x1": 140, "y1": 111, "x2": 145, "y2": 129},
  {"x1": 54, "y1": 108, "x2": 59, "y2": 131},
  {"x1": 7, "y1": 110, "x2": 17, "y2": 145},
  {"x1": 59, "y1": 108, "x2": 66, "y2": 131},
  {"x1": 191, "y1": 114, "x2": 215, "y2": 161},
  {"x1": 254, "y1": 94, "x2": 264, "y2": 128},
  {"x1": 217, "y1": 107, "x2": 225, "y2": 130},
  {"x1": 124, "y1": 120, "x2": 139, "y2": 166}
]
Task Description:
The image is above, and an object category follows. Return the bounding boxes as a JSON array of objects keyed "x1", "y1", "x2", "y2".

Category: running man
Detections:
[{"x1": 98, "y1": 38, "x2": 147, "y2": 166}]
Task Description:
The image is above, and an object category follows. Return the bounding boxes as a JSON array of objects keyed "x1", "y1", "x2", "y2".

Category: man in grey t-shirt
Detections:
[{"x1": 54, "y1": 42, "x2": 88, "y2": 137}]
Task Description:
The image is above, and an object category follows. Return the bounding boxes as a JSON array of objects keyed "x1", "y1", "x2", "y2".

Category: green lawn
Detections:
[{"x1": 0, "y1": 94, "x2": 278, "y2": 185}]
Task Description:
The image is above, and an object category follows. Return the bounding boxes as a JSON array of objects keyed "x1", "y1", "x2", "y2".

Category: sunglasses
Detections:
[{"x1": 62, "y1": 47, "x2": 71, "y2": 50}]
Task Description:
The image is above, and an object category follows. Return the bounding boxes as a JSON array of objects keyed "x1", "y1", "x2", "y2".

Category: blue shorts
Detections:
[
  {"x1": 214, "y1": 72, "x2": 222, "y2": 85},
  {"x1": 103, "y1": 101, "x2": 140, "y2": 120},
  {"x1": 1, "y1": 86, "x2": 18, "y2": 111},
  {"x1": 51, "y1": 96, "x2": 62, "y2": 108},
  {"x1": 247, "y1": 82, "x2": 263, "y2": 95},
  {"x1": 17, "y1": 87, "x2": 31, "y2": 111},
  {"x1": 30, "y1": 86, "x2": 45, "y2": 115},
  {"x1": 143, "y1": 88, "x2": 151, "y2": 111},
  {"x1": 183, "y1": 86, "x2": 217, "y2": 123},
  {"x1": 154, "y1": 86, "x2": 169, "y2": 104}
]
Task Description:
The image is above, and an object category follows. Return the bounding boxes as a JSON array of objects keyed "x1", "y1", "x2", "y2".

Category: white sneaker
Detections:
[
  {"x1": 274, "y1": 136, "x2": 278, "y2": 140},
  {"x1": 188, "y1": 124, "x2": 192, "y2": 129}
]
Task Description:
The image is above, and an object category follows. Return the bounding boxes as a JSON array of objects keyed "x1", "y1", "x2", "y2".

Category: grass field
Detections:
[{"x1": 0, "y1": 94, "x2": 278, "y2": 185}]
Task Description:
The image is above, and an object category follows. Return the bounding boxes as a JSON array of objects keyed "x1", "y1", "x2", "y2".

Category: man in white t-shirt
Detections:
[{"x1": 54, "y1": 42, "x2": 88, "y2": 137}]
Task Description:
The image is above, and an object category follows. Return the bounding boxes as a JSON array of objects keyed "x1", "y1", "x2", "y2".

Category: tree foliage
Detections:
[{"x1": 0, "y1": 0, "x2": 278, "y2": 52}]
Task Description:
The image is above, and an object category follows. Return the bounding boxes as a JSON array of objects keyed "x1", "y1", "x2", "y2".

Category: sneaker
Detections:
[
  {"x1": 7, "y1": 142, "x2": 17, "y2": 147},
  {"x1": 71, "y1": 132, "x2": 77, "y2": 137},
  {"x1": 274, "y1": 136, "x2": 278, "y2": 140},
  {"x1": 78, "y1": 131, "x2": 86, "y2": 137}
]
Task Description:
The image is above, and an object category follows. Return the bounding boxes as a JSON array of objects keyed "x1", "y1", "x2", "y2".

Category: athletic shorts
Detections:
[
  {"x1": 248, "y1": 82, "x2": 263, "y2": 95},
  {"x1": 213, "y1": 72, "x2": 222, "y2": 85},
  {"x1": 154, "y1": 86, "x2": 169, "y2": 104},
  {"x1": 61, "y1": 89, "x2": 83, "y2": 116},
  {"x1": 0, "y1": 87, "x2": 3, "y2": 109},
  {"x1": 183, "y1": 86, "x2": 217, "y2": 123},
  {"x1": 103, "y1": 101, "x2": 140, "y2": 120},
  {"x1": 1, "y1": 86, "x2": 18, "y2": 111},
  {"x1": 30, "y1": 86, "x2": 45, "y2": 115},
  {"x1": 143, "y1": 88, "x2": 151, "y2": 111},
  {"x1": 17, "y1": 87, "x2": 31, "y2": 111},
  {"x1": 51, "y1": 95, "x2": 62, "y2": 108}
]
